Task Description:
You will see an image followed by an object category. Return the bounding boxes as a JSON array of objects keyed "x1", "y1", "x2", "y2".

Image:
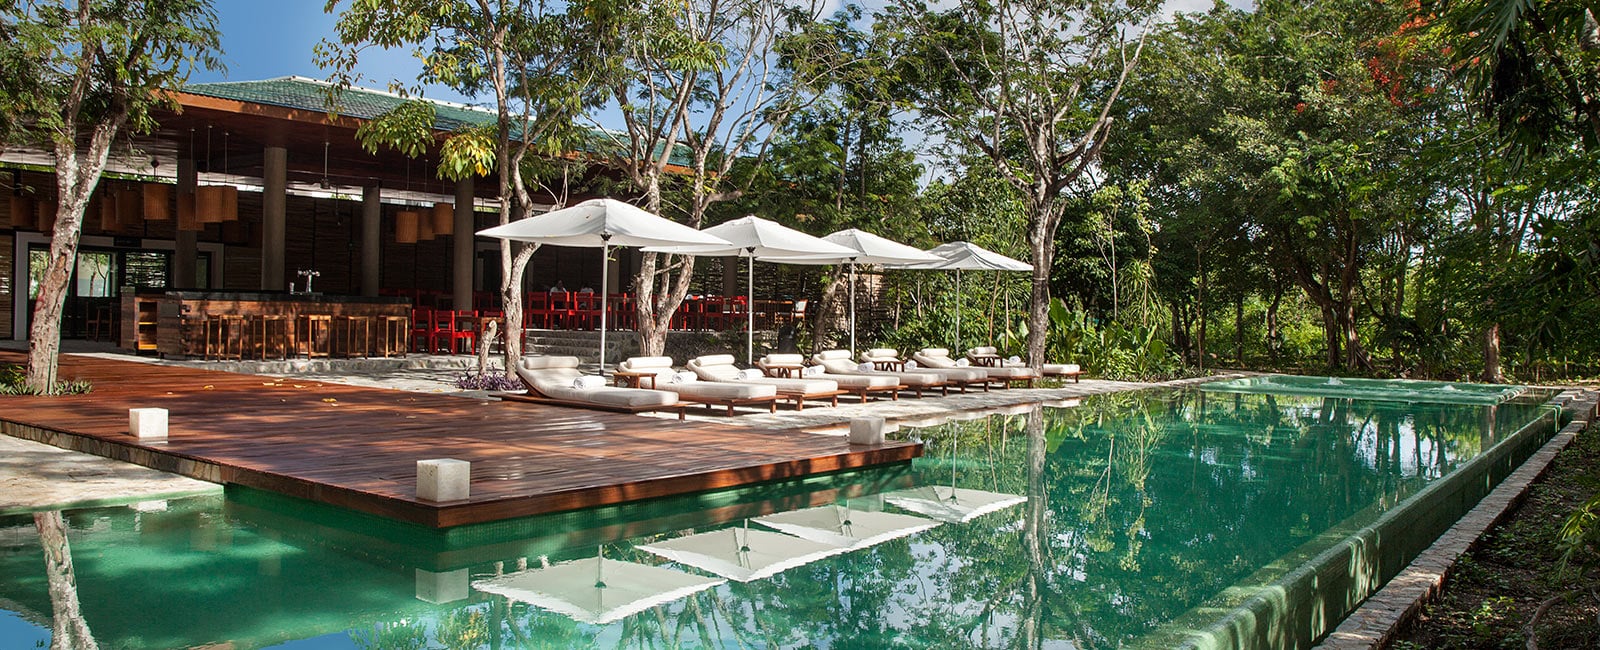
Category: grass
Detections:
[{"x1": 1392, "y1": 424, "x2": 1600, "y2": 649}]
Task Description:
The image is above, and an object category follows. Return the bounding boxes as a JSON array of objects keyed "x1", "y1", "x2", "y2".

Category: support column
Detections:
[
  {"x1": 174, "y1": 157, "x2": 198, "y2": 289},
  {"x1": 361, "y1": 185, "x2": 381, "y2": 297},
  {"x1": 260, "y1": 146, "x2": 287, "y2": 291},
  {"x1": 453, "y1": 177, "x2": 474, "y2": 312}
]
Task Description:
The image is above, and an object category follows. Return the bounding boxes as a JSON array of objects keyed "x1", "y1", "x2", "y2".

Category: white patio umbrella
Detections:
[
  {"x1": 477, "y1": 198, "x2": 732, "y2": 371},
  {"x1": 753, "y1": 504, "x2": 940, "y2": 549},
  {"x1": 472, "y1": 555, "x2": 725, "y2": 625},
  {"x1": 637, "y1": 523, "x2": 849, "y2": 582},
  {"x1": 888, "y1": 241, "x2": 1032, "y2": 354},
  {"x1": 766, "y1": 229, "x2": 944, "y2": 355},
  {"x1": 643, "y1": 215, "x2": 856, "y2": 364}
]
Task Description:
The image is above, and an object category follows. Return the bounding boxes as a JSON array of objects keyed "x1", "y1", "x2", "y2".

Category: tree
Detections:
[
  {"x1": 319, "y1": 0, "x2": 626, "y2": 375},
  {"x1": 885, "y1": 0, "x2": 1159, "y2": 370},
  {"x1": 600, "y1": 0, "x2": 843, "y2": 357},
  {"x1": 1, "y1": 0, "x2": 221, "y2": 394}
]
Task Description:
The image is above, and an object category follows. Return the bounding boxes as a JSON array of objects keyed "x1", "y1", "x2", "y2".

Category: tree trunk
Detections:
[
  {"x1": 1025, "y1": 218, "x2": 1053, "y2": 370},
  {"x1": 35, "y1": 511, "x2": 98, "y2": 650},
  {"x1": 1483, "y1": 322, "x2": 1503, "y2": 383},
  {"x1": 1234, "y1": 295, "x2": 1244, "y2": 367},
  {"x1": 499, "y1": 243, "x2": 536, "y2": 377},
  {"x1": 1266, "y1": 285, "x2": 1282, "y2": 364},
  {"x1": 810, "y1": 271, "x2": 849, "y2": 353},
  {"x1": 1196, "y1": 252, "x2": 1207, "y2": 371},
  {"x1": 1320, "y1": 302, "x2": 1341, "y2": 368},
  {"x1": 28, "y1": 137, "x2": 115, "y2": 393}
]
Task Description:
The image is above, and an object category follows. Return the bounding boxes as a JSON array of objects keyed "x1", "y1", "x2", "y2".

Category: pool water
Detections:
[{"x1": 0, "y1": 380, "x2": 1559, "y2": 649}]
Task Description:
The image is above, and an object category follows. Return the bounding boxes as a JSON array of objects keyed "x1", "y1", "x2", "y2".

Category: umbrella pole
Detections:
[
  {"x1": 747, "y1": 252, "x2": 755, "y2": 365},
  {"x1": 599, "y1": 238, "x2": 610, "y2": 373},
  {"x1": 954, "y1": 268, "x2": 961, "y2": 352},
  {"x1": 849, "y1": 262, "x2": 857, "y2": 356}
]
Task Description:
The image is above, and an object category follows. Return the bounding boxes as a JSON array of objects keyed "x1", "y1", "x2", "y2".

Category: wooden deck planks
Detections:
[{"x1": 0, "y1": 352, "x2": 920, "y2": 527}]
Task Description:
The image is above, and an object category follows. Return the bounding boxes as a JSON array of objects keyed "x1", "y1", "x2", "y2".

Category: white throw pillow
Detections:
[
  {"x1": 954, "y1": 358, "x2": 970, "y2": 367},
  {"x1": 737, "y1": 368, "x2": 765, "y2": 381},
  {"x1": 1007, "y1": 355, "x2": 1022, "y2": 364},
  {"x1": 904, "y1": 360, "x2": 918, "y2": 369},
  {"x1": 801, "y1": 365, "x2": 824, "y2": 377},
  {"x1": 572, "y1": 375, "x2": 605, "y2": 390},
  {"x1": 857, "y1": 362, "x2": 874, "y2": 372},
  {"x1": 670, "y1": 371, "x2": 698, "y2": 384}
]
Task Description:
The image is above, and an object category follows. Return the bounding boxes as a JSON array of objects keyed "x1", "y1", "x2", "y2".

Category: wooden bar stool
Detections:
[
  {"x1": 297, "y1": 314, "x2": 332, "y2": 359},
  {"x1": 334, "y1": 315, "x2": 374, "y2": 358},
  {"x1": 204, "y1": 315, "x2": 246, "y2": 362},
  {"x1": 253, "y1": 314, "x2": 292, "y2": 361},
  {"x1": 377, "y1": 315, "x2": 409, "y2": 357}
]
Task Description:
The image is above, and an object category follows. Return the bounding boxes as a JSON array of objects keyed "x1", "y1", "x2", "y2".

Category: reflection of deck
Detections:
[{"x1": 0, "y1": 352, "x2": 920, "y2": 528}]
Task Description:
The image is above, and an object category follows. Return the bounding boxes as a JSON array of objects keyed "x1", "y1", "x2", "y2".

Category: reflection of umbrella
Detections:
[
  {"x1": 889, "y1": 241, "x2": 1032, "y2": 354},
  {"x1": 883, "y1": 421, "x2": 1027, "y2": 523},
  {"x1": 769, "y1": 229, "x2": 944, "y2": 355},
  {"x1": 637, "y1": 524, "x2": 849, "y2": 582},
  {"x1": 883, "y1": 486, "x2": 1029, "y2": 523},
  {"x1": 644, "y1": 216, "x2": 856, "y2": 364},
  {"x1": 477, "y1": 198, "x2": 732, "y2": 370},
  {"x1": 754, "y1": 505, "x2": 939, "y2": 549},
  {"x1": 472, "y1": 555, "x2": 724, "y2": 625}
]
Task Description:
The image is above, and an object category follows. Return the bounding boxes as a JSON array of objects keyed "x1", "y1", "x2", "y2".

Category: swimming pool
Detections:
[{"x1": 0, "y1": 379, "x2": 1561, "y2": 649}]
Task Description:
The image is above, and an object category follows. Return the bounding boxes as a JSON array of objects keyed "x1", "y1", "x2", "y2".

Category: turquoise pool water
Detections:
[{"x1": 0, "y1": 380, "x2": 1559, "y2": 649}]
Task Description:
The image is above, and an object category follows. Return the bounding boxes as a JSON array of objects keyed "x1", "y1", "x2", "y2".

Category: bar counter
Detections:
[{"x1": 122, "y1": 291, "x2": 411, "y2": 359}]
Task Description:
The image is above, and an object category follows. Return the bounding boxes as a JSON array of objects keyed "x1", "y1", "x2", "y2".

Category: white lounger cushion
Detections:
[
  {"x1": 968, "y1": 346, "x2": 999, "y2": 356},
  {"x1": 1043, "y1": 363, "x2": 1081, "y2": 375},
  {"x1": 981, "y1": 366, "x2": 1036, "y2": 379},
  {"x1": 826, "y1": 374, "x2": 900, "y2": 390},
  {"x1": 911, "y1": 349, "x2": 989, "y2": 382},
  {"x1": 516, "y1": 357, "x2": 679, "y2": 407},
  {"x1": 813, "y1": 351, "x2": 944, "y2": 387},
  {"x1": 672, "y1": 381, "x2": 777, "y2": 400},
  {"x1": 689, "y1": 354, "x2": 838, "y2": 395}
]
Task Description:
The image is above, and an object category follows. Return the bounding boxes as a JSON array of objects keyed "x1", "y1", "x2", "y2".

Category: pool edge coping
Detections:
[{"x1": 1314, "y1": 387, "x2": 1598, "y2": 649}]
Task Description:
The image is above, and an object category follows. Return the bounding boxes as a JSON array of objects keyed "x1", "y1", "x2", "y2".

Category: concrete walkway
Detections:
[{"x1": 0, "y1": 435, "x2": 221, "y2": 515}]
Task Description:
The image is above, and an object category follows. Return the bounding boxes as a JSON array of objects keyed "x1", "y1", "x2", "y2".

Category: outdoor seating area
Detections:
[{"x1": 503, "y1": 345, "x2": 1083, "y2": 419}]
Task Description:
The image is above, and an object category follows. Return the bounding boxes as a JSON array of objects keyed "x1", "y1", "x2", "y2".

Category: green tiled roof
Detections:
[{"x1": 183, "y1": 76, "x2": 691, "y2": 167}]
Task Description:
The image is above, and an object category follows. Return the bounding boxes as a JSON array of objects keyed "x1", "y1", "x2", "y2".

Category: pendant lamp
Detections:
[
  {"x1": 432, "y1": 202, "x2": 453, "y2": 236},
  {"x1": 142, "y1": 183, "x2": 170, "y2": 221},
  {"x1": 395, "y1": 210, "x2": 420, "y2": 244},
  {"x1": 8, "y1": 195, "x2": 33, "y2": 230}
]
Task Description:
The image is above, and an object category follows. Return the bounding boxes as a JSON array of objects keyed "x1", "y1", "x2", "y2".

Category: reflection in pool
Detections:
[{"x1": 0, "y1": 381, "x2": 1558, "y2": 648}]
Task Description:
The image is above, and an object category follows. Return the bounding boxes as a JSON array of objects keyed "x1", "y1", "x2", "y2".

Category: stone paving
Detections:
[{"x1": 0, "y1": 434, "x2": 221, "y2": 516}]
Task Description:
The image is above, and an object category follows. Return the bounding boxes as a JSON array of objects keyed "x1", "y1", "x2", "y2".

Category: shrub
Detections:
[
  {"x1": 453, "y1": 372, "x2": 522, "y2": 392},
  {"x1": 0, "y1": 364, "x2": 92, "y2": 395}
]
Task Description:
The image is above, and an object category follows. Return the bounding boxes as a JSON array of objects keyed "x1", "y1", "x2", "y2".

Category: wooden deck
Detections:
[{"x1": 0, "y1": 352, "x2": 920, "y2": 527}]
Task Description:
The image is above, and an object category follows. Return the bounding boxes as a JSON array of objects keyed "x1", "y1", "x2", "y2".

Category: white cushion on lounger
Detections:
[
  {"x1": 670, "y1": 371, "x2": 698, "y2": 384},
  {"x1": 625, "y1": 356, "x2": 675, "y2": 370},
  {"x1": 815, "y1": 349, "x2": 852, "y2": 362},
  {"x1": 672, "y1": 381, "x2": 777, "y2": 400},
  {"x1": 762, "y1": 353, "x2": 806, "y2": 365},
  {"x1": 690, "y1": 354, "x2": 837, "y2": 395},
  {"x1": 813, "y1": 351, "x2": 945, "y2": 387},
  {"x1": 982, "y1": 366, "x2": 1036, "y2": 379},
  {"x1": 826, "y1": 374, "x2": 899, "y2": 390},
  {"x1": 968, "y1": 346, "x2": 999, "y2": 356},
  {"x1": 862, "y1": 348, "x2": 899, "y2": 362},
  {"x1": 514, "y1": 360, "x2": 679, "y2": 408},
  {"x1": 758, "y1": 377, "x2": 840, "y2": 395},
  {"x1": 1043, "y1": 363, "x2": 1081, "y2": 375}
]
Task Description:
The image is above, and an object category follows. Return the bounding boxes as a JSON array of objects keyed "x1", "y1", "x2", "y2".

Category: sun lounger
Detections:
[
  {"x1": 865, "y1": 348, "x2": 987, "y2": 393},
  {"x1": 966, "y1": 345, "x2": 1082, "y2": 383},
  {"x1": 508, "y1": 356, "x2": 687, "y2": 419},
  {"x1": 932, "y1": 347, "x2": 1036, "y2": 388},
  {"x1": 758, "y1": 353, "x2": 901, "y2": 402},
  {"x1": 615, "y1": 356, "x2": 780, "y2": 416},
  {"x1": 1041, "y1": 363, "x2": 1082, "y2": 382},
  {"x1": 811, "y1": 349, "x2": 946, "y2": 398},
  {"x1": 687, "y1": 354, "x2": 846, "y2": 410}
]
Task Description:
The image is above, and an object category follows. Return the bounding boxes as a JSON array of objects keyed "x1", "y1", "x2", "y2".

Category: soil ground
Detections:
[{"x1": 1391, "y1": 426, "x2": 1600, "y2": 649}]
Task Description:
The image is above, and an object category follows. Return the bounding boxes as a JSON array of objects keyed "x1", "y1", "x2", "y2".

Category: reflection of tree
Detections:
[{"x1": 33, "y1": 511, "x2": 97, "y2": 650}]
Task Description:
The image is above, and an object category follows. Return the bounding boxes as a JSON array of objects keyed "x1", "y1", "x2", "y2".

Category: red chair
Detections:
[
  {"x1": 411, "y1": 307, "x2": 435, "y2": 353},
  {"x1": 435, "y1": 310, "x2": 477, "y2": 354},
  {"x1": 527, "y1": 292, "x2": 551, "y2": 329}
]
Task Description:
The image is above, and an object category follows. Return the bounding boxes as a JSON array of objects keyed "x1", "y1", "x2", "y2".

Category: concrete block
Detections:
[
  {"x1": 417, "y1": 458, "x2": 470, "y2": 502},
  {"x1": 415, "y1": 568, "x2": 469, "y2": 604},
  {"x1": 129, "y1": 408, "x2": 168, "y2": 442},
  {"x1": 849, "y1": 418, "x2": 886, "y2": 445}
]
